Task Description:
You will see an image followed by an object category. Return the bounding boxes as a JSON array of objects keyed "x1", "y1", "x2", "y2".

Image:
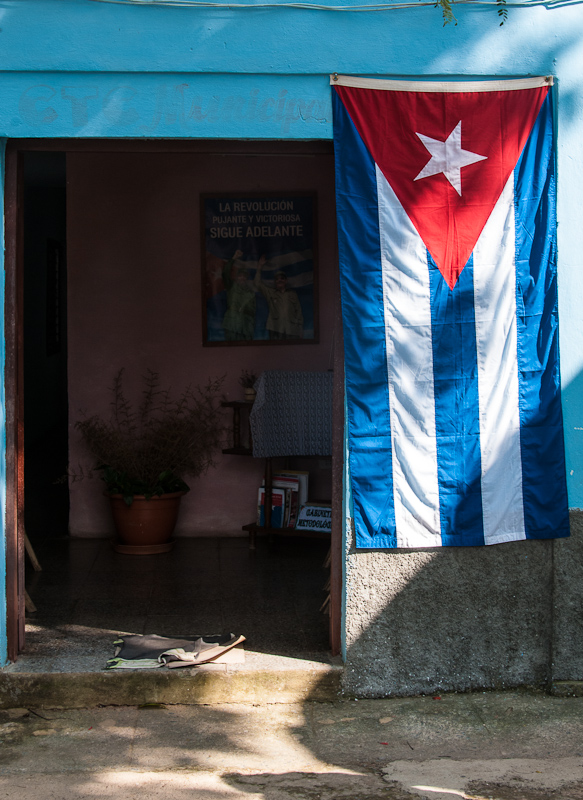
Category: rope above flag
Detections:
[{"x1": 332, "y1": 75, "x2": 569, "y2": 549}]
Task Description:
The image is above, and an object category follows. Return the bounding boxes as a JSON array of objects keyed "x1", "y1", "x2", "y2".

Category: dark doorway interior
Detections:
[{"x1": 23, "y1": 151, "x2": 69, "y2": 542}]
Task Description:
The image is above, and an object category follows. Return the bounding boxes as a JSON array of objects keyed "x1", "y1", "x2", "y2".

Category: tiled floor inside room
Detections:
[{"x1": 12, "y1": 534, "x2": 332, "y2": 673}]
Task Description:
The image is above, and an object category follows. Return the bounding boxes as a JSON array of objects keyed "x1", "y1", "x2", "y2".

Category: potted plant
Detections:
[
  {"x1": 75, "y1": 369, "x2": 225, "y2": 554},
  {"x1": 239, "y1": 369, "x2": 259, "y2": 403}
]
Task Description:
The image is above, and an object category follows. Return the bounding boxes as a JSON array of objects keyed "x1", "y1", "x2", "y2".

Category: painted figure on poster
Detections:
[
  {"x1": 222, "y1": 249, "x2": 256, "y2": 340},
  {"x1": 254, "y1": 255, "x2": 304, "y2": 339}
]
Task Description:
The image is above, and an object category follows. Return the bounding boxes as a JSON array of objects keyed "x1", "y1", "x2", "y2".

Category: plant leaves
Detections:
[{"x1": 75, "y1": 371, "x2": 223, "y2": 501}]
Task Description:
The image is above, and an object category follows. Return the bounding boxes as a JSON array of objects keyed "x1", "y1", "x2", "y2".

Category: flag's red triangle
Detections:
[{"x1": 335, "y1": 84, "x2": 549, "y2": 288}]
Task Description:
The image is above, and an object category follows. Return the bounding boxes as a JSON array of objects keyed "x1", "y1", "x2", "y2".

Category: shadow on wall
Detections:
[
  {"x1": 343, "y1": 537, "x2": 553, "y2": 698},
  {"x1": 341, "y1": 509, "x2": 583, "y2": 698}
]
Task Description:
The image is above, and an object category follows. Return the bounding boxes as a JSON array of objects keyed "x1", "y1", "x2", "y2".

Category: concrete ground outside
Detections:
[{"x1": 1, "y1": 690, "x2": 583, "y2": 800}]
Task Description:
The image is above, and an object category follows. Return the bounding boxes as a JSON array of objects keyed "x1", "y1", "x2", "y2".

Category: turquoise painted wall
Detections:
[{"x1": 2, "y1": 0, "x2": 583, "y2": 663}]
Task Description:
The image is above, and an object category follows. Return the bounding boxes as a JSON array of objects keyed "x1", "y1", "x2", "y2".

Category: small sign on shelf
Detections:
[{"x1": 295, "y1": 503, "x2": 331, "y2": 533}]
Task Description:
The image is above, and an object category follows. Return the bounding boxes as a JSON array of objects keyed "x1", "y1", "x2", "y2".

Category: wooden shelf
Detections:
[
  {"x1": 243, "y1": 522, "x2": 330, "y2": 549},
  {"x1": 222, "y1": 447, "x2": 252, "y2": 456},
  {"x1": 221, "y1": 401, "x2": 253, "y2": 454},
  {"x1": 223, "y1": 399, "x2": 329, "y2": 550}
]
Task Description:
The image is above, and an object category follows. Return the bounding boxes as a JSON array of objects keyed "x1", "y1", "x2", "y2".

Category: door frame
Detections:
[
  {"x1": 4, "y1": 143, "x2": 24, "y2": 661},
  {"x1": 4, "y1": 137, "x2": 343, "y2": 659}
]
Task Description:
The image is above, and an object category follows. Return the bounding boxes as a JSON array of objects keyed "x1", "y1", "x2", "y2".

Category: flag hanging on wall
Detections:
[{"x1": 332, "y1": 75, "x2": 569, "y2": 549}]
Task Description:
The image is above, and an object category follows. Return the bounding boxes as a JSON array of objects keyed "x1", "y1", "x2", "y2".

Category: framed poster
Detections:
[{"x1": 201, "y1": 193, "x2": 318, "y2": 346}]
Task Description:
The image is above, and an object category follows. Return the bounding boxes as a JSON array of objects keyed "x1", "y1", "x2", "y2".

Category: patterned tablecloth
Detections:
[{"x1": 249, "y1": 370, "x2": 333, "y2": 458}]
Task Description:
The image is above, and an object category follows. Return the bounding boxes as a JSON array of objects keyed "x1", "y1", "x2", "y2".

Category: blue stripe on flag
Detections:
[
  {"x1": 332, "y1": 90, "x2": 396, "y2": 547},
  {"x1": 428, "y1": 253, "x2": 485, "y2": 546},
  {"x1": 514, "y1": 90, "x2": 570, "y2": 539}
]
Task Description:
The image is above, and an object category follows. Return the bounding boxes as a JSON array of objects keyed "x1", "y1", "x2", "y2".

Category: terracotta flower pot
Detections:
[{"x1": 109, "y1": 491, "x2": 185, "y2": 554}]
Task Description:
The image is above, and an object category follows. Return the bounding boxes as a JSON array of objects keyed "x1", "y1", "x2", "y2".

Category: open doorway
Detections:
[{"x1": 6, "y1": 140, "x2": 342, "y2": 668}]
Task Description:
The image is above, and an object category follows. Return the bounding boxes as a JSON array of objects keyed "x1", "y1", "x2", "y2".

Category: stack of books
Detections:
[{"x1": 257, "y1": 470, "x2": 309, "y2": 529}]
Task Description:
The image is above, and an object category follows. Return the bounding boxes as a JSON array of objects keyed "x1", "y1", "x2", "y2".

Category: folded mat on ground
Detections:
[{"x1": 106, "y1": 633, "x2": 245, "y2": 669}]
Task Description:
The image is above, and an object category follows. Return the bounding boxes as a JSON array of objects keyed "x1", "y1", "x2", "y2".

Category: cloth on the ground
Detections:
[
  {"x1": 106, "y1": 633, "x2": 245, "y2": 670},
  {"x1": 250, "y1": 370, "x2": 332, "y2": 458}
]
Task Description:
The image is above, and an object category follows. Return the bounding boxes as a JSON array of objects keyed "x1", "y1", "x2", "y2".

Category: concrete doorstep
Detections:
[
  {"x1": 0, "y1": 691, "x2": 582, "y2": 800},
  {"x1": 0, "y1": 653, "x2": 343, "y2": 708}
]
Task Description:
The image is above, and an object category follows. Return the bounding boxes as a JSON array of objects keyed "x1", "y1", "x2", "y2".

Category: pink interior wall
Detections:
[{"x1": 67, "y1": 146, "x2": 337, "y2": 537}]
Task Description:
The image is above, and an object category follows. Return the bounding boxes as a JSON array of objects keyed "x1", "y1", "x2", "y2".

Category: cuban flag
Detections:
[{"x1": 332, "y1": 75, "x2": 569, "y2": 549}]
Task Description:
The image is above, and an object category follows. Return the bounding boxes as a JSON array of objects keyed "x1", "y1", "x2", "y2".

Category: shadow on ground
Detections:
[{"x1": 2, "y1": 692, "x2": 583, "y2": 799}]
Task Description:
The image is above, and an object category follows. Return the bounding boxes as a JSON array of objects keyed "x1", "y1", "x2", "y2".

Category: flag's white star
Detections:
[{"x1": 414, "y1": 121, "x2": 487, "y2": 196}]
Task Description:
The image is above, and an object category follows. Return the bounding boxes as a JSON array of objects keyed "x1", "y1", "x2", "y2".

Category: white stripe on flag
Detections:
[
  {"x1": 376, "y1": 167, "x2": 442, "y2": 547},
  {"x1": 473, "y1": 172, "x2": 526, "y2": 545}
]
